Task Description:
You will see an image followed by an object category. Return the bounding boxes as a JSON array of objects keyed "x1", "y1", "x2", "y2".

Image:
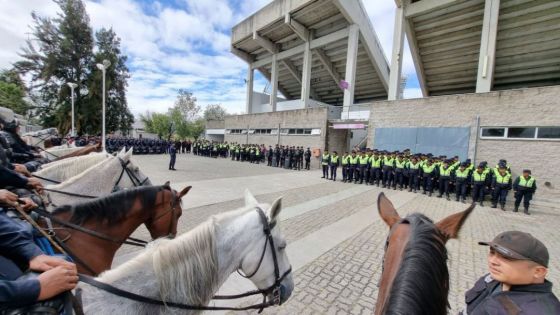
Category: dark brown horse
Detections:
[
  {"x1": 374, "y1": 193, "x2": 475, "y2": 315},
  {"x1": 38, "y1": 184, "x2": 191, "y2": 275}
]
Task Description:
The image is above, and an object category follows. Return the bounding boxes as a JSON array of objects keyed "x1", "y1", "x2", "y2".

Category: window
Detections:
[
  {"x1": 253, "y1": 129, "x2": 272, "y2": 135},
  {"x1": 481, "y1": 128, "x2": 505, "y2": 138},
  {"x1": 537, "y1": 127, "x2": 560, "y2": 139},
  {"x1": 480, "y1": 126, "x2": 559, "y2": 141},
  {"x1": 228, "y1": 129, "x2": 244, "y2": 134},
  {"x1": 507, "y1": 127, "x2": 536, "y2": 139}
]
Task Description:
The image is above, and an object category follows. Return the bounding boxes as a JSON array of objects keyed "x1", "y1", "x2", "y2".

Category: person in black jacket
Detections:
[
  {"x1": 304, "y1": 148, "x2": 311, "y2": 170},
  {"x1": 0, "y1": 190, "x2": 78, "y2": 310},
  {"x1": 491, "y1": 164, "x2": 512, "y2": 211},
  {"x1": 460, "y1": 231, "x2": 560, "y2": 315}
]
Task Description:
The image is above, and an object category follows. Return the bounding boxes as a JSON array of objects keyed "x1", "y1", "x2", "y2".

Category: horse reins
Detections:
[{"x1": 78, "y1": 207, "x2": 292, "y2": 312}]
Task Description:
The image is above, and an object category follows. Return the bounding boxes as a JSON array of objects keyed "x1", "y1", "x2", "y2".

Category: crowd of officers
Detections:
[
  {"x1": 320, "y1": 149, "x2": 538, "y2": 214},
  {"x1": 105, "y1": 137, "x2": 193, "y2": 155},
  {"x1": 190, "y1": 141, "x2": 314, "y2": 171}
]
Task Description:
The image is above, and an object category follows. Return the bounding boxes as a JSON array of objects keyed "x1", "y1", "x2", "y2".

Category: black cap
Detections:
[
  {"x1": 479, "y1": 231, "x2": 549, "y2": 267},
  {"x1": 523, "y1": 169, "x2": 531, "y2": 174}
]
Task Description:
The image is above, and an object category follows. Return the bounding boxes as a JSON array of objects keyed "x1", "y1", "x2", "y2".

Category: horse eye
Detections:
[{"x1": 278, "y1": 244, "x2": 287, "y2": 251}]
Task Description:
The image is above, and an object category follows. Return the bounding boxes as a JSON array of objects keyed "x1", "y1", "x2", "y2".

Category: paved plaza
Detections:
[{"x1": 116, "y1": 154, "x2": 560, "y2": 314}]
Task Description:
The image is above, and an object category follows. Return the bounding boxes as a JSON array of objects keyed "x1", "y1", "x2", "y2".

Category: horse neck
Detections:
[
  {"x1": 214, "y1": 210, "x2": 263, "y2": 285},
  {"x1": 52, "y1": 157, "x2": 122, "y2": 193}
]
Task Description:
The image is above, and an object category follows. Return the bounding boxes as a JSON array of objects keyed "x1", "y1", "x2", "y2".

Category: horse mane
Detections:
[
  {"x1": 48, "y1": 155, "x2": 117, "y2": 188},
  {"x1": 35, "y1": 153, "x2": 107, "y2": 180},
  {"x1": 54, "y1": 144, "x2": 100, "y2": 161},
  {"x1": 384, "y1": 213, "x2": 449, "y2": 315},
  {"x1": 51, "y1": 185, "x2": 166, "y2": 225}
]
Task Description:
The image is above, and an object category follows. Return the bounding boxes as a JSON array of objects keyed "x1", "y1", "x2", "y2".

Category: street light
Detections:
[
  {"x1": 67, "y1": 82, "x2": 77, "y2": 137},
  {"x1": 96, "y1": 59, "x2": 111, "y2": 152}
]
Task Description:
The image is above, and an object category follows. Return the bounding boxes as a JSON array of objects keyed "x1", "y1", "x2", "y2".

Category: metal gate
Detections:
[{"x1": 373, "y1": 127, "x2": 470, "y2": 160}]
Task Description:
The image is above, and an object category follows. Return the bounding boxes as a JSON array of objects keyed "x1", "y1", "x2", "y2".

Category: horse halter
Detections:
[
  {"x1": 237, "y1": 207, "x2": 292, "y2": 307},
  {"x1": 147, "y1": 188, "x2": 180, "y2": 239},
  {"x1": 112, "y1": 157, "x2": 150, "y2": 192}
]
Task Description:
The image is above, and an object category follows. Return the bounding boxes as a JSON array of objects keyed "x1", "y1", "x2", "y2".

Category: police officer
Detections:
[
  {"x1": 169, "y1": 143, "x2": 177, "y2": 170},
  {"x1": 348, "y1": 151, "x2": 358, "y2": 183},
  {"x1": 267, "y1": 146, "x2": 273, "y2": 166},
  {"x1": 329, "y1": 151, "x2": 340, "y2": 181},
  {"x1": 472, "y1": 164, "x2": 489, "y2": 206},
  {"x1": 358, "y1": 151, "x2": 369, "y2": 184},
  {"x1": 369, "y1": 152, "x2": 382, "y2": 186},
  {"x1": 491, "y1": 164, "x2": 512, "y2": 211},
  {"x1": 460, "y1": 231, "x2": 560, "y2": 315},
  {"x1": 304, "y1": 147, "x2": 311, "y2": 170},
  {"x1": 454, "y1": 162, "x2": 470, "y2": 203},
  {"x1": 393, "y1": 154, "x2": 407, "y2": 190},
  {"x1": 341, "y1": 152, "x2": 349, "y2": 182},
  {"x1": 513, "y1": 169, "x2": 537, "y2": 215},
  {"x1": 407, "y1": 156, "x2": 421, "y2": 193},
  {"x1": 382, "y1": 152, "x2": 395, "y2": 188},
  {"x1": 321, "y1": 149, "x2": 330, "y2": 179},
  {"x1": 421, "y1": 158, "x2": 436, "y2": 196},
  {"x1": 437, "y1": 160, "x2": 453, "y2": 200}
]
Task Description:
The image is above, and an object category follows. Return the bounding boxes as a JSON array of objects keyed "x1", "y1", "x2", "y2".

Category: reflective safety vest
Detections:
[
  {"x1": 384, "y1": 157, "x2": 394, "y2": 167},
  {"x1": 370, "y1": 157, "x2": 382, "y2": 168},
  {"x1": 495, "y1": 173, "x2": 511, "y2": 184},
  {"x1": 408, "y1": 162, "x2": 420, "y2": 170},
  {"x1": 350, "y1": 156, "x2": 359, "y2": 165},
  {"x1": 359, "y1": 156, "x2": 369, "y2": 165},
  {"x1": 235, "y1": 147, "x2": 240, "y2": 153},
  {"x1": 342, "y1": 156, "x2": 350, "y2": 165},
  {"x1": 395, "y1": 160, "x2": 406, "y2": 169},
  {"x1": 518, "y1": 176, "x2": 535, "y2": 188},
  {"x1": 439, "y1": 166, "x2": 453, "y2": 177},
  {"x1": 422, "y1": 164, "x2": 436, "y2": 174},
  {"x1": 473, "y1": 172, "x2": 486, "y2": 182},
  {"x1": 455, "y1": 169, "x2": 469, "y2": 178},
  {"x1": 322, "y1": 154, "x2": 330, "y2": 165},
  {"x1": 255, "y1": 149, "x2": 260, "y2": 156},
  {"x1": 331, "y1": 155, "x2": 339, "y2": 164}
]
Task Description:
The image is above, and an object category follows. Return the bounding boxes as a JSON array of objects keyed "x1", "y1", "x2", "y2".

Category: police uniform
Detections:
[
  {"x1": 329, "y1": 153, "x2": 340, "y2": 181},
  {"x1": 513, "y1": 171, "x2": 537, "y2": 214},
  {"x1": 369, "y1": 154, "x2": 382, "y2": 186},
  {"x1": 472, "y1": 167, "x2": 489, "y2": 206},
  {"x1": 321, "y1": 151, "x2": 330, "y2": 179},
  {"x1": 491, "y1": 168, "x2": 512, "y2": 210}
]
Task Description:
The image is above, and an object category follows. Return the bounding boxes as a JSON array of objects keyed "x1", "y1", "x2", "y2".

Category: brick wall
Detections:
[
  {"x1": 368, "y1": 86, "x2": 560, "y2": 199},
  {"x1": 224, "y1": 108, "x2": 329, "y2": 169}
]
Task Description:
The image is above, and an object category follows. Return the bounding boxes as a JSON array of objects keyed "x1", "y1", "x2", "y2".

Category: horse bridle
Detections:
[
  {"x1": 33, "y1": 188, "x2": 180, "y2": 274},
  {"x1": 77, "y1": 207, "x2": 293, "y2": 312},
  {"x1": 113, "y1": 157, "x2": 150, "y2": 191}
]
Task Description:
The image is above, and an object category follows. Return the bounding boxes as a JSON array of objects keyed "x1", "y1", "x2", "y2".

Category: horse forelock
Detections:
[{"x1": 384, "y1": 213, "x2": 449, "y2": 315}]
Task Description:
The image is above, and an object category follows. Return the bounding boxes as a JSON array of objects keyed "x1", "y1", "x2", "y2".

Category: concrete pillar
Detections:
[
  {"x1": 246, "y1": 66, "x2": 254, "y2": 114},
  {"x1": 476, "y1": 0, "x2": 500, "y2": 93},
  {"x1": 343, "y1": 24, "x2": 359, "y2": 116},
  {"x1": 388, "y1": 6, "x2": 405, "y2": 100},
  {"x1": 301, "y1": 40, "x2": 312, "y2": 107},
  {"x1": 270, "y1": 54, "x2": 278, "y2": 112}
]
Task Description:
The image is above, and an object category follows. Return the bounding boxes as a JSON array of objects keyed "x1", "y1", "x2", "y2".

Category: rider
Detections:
[
  {"x1": 0, "y1": 189, "x2": 79, "y2": 311},
  {"x1": 461, "y1": 231, "x2": 560, "y2": 314}
]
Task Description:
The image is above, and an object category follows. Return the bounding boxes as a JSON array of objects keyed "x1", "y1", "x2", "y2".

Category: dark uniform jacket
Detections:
[
  {"x1": 0, "y1": 164, "x2": 28, "y2": 188},
  {"x1": 0, "y1": 210, "x2": 43, "y2": 307},
  {"x1": 461, "y1": 274, "x2": 560, "y2": 315}
]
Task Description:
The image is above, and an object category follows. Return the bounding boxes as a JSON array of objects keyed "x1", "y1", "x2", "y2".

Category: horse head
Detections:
[
  {"x1": 374, "y1": 192, "x2": 475, "y2": 315},
  {"x1": 237, "y1": 189, "x2": 294, "y2": 305},
  {"x1": 114, "y1": 148, "x2": 152, "y2": 190},
  {"x1": 144, "y1": 184, "x2": 191, "y2": 240}
]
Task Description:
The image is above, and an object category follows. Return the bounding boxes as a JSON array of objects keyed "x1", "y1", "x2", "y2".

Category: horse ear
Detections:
[
  {"x1": 125, "y1": 148, "x2": 133, "y2": 159},
  {"x1": 244, "y1": 189, "x2": 258, "y2": 207},
  {"x1": 377, "y1": 192, "x2": 401, "y2": 228},
  {"x1": 269, "y1": 197, "x2": 282, "y2": 223},
  {"x1": 435, "y1": 203, "x2": 475, "y2": 241},
  {"x1": 164, "y1": 181, "x2": 170, "y2": 187},
  {"x1": 179, "y1": 186, "x2": 192, "y2": 199}
]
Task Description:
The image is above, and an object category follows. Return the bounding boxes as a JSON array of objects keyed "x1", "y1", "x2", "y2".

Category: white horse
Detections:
[
  {"x1": 44, "y1": 148, "x2": 152, "y2": 207},
  {"x1": 40, "y1": 145, "x2": 85, "y2": 161},
  {"x1": 80, "y1": 190, "x2": 294, "y2": 315},
  {"x1": 33, "y1": 151, "x2": 112, "y2": 185}
]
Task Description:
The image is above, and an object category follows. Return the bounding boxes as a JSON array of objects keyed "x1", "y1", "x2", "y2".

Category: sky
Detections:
[{"x1": 0, "y1": 0, "x2": 422, "y2": 116}]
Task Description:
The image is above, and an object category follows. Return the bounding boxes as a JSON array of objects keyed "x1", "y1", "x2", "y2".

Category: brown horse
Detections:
[
  {"x1": 374, "y1": 193, "x2": 475, "y2": 315},
  {"x1": 38, "y1": 184, "x2": 191, "y2": 275}
]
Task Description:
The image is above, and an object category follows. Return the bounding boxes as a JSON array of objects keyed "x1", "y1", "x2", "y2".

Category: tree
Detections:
[
  {"x1": 203, "y1": 104, "x2": 228, "y2": 121},
  {"x1": 14, "y1": 0, "x2": 133, "y2": 136},
  {"x1": 16, "y1": 0, "x2": 95, "y2": 135},
  {"x1": 0, "y1": 69, "x2": 29, "y2": 115},
  {"x1": 189, "y1": 118, "x2": 206, "y2": 140},
  {"x1": 89, "y1": 28, "x2": 133, "y2": 134},
  {"x1": 146, "y1": 113, "x2": 173, "y2": 140},
  {"x1": 174, "y1": 89, "x2": 200, "y2": 122}
]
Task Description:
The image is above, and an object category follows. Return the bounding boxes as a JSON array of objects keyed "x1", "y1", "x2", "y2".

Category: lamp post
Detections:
[
  {"x1": 67, "y1": 82, "x2": 77, "y2": 137},
  {"x1": 96, "y1": 59, "x2": 111, "y2": 152}
]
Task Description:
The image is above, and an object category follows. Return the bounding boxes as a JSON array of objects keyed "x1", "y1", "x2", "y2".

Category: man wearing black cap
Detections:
[
  {"x1": 513, "y1": 169, "x2": 537, "y2": 215},
  {"x1": 454, "y1": 162, "x2": 471, "y2": 203},
  {"x1": 491, "y1": 164, "x2": 512, "y2": 210},
  {"x1": 460, "y1": 231, "x2": 560, "y2": 315}
]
